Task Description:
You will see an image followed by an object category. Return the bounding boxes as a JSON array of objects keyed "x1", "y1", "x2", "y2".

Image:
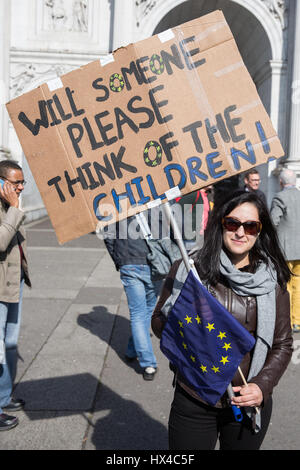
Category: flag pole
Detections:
[
  {"x1": 162, "y1": 201, "x2": 198, "y2": 278},
  {"x1": 162, "y1": 200, "x2": 258, "y2": 421},
  {"x1": 238, "y1": 367, "x2": 260, "y2": 415}
]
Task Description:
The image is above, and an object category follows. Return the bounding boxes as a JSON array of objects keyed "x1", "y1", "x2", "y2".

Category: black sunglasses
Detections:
[{"x1": 222, "y1": 216, "x2": 262, "y2": 236}]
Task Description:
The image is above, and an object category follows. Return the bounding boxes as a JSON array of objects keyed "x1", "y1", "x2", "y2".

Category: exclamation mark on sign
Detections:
[
  {"x1": 255, "y1": 121, "x2": 276, "y2": 162},
  {"x1": 256, "y1": 121, "x2": 270, "y2": 154}
]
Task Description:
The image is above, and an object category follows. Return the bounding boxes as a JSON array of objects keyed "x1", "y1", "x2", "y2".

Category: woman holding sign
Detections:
[{"x1": 152, "y1": 190, "x2": 293, "y2": 450}]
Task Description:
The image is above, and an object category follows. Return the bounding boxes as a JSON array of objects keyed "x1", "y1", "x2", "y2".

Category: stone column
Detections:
[
  {"x1": 287, "y1": 0, "x2": 300, "y2": 175},
  {"x1": 0, "y1": 0, "x2": 11, "y2": 160},
  {"x1": 112, "y1": 0, "x2": 135, "y2": 51}
]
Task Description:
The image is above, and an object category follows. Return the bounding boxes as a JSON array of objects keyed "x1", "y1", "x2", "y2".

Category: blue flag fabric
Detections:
[{"x1": 160, "y1": 270, "x2": 256, "y2": 406}]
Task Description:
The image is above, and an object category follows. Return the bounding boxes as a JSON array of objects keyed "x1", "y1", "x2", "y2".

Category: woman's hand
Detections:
[
  {"x1": 0, "y1": 182, "x2": 19, "y2": 208},
  {"x1": 231, "y1": 383, "x2": 263, "y2": 407}
]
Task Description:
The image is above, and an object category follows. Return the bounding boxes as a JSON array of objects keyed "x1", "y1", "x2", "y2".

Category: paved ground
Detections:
[{"x1": 0, "y1": 217, "x2": 299, "y2": 450}]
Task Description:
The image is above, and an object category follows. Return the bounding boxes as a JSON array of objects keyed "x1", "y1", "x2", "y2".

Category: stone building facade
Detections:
[{"x1": 0, "y1": 0, "x2": 299, "y2": 221}]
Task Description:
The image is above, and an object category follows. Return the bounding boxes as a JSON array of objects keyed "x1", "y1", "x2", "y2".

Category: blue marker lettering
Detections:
[
  {"x1": 230, "y1": 141, "x2": 256, "y2": 170},
  {"x1": 206, "y1": 152, "x2": 227, "y2": 179}
]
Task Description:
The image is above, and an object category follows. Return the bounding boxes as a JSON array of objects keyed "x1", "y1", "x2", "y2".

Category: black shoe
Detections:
[
  {"x1": 143, "y1": 367, "x2": 157, "y2": 381},
  {"x1": 0, "y1": 413, "x2": 19, "y2": 431},
  {"x1": 3, "y1": 398, "x2": 25, "y2": 412}
]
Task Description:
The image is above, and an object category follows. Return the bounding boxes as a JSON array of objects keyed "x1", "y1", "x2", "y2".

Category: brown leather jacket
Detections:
[{"x1": 152, "y1": 260, "x2": 293, "y2": 408}]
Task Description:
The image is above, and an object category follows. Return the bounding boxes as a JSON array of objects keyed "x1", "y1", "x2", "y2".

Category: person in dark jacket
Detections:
[
  {"x1": 243, "y1": 168, "x2": 267, "y2": 206},
  {"x1": 104, "y1": 212, "x2": 161, "y2": 381},
  {"x1": 152, "y1": 190, "x2": 293, "y2": 450}
]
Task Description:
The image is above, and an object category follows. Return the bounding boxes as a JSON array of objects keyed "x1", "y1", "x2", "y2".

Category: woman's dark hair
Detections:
[{"x1": 196, "y1": 189, "x2": 291, "y2": 288}]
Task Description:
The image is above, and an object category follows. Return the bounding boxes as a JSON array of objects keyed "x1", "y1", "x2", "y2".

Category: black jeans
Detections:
[{"x1": 169, "y1": 385, "x2": 272, "y2": 450}]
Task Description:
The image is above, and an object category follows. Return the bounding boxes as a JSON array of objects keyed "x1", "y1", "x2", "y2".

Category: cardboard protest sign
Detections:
[{"x1": 6, "y1": 10, "x2": 284, "y2": 244}]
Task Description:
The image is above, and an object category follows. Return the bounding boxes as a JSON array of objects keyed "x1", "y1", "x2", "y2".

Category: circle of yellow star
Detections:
[
  {"x1": 190, "y1": 355, "x2": 196, "y2": 362},
  {"x1": 182, "y1": 342, "x2": 188, "y2": 349},
  {"x1": 184, "y1": 315, "x2": 192, "y2": 324},
  {"x1": 211, "y1": 365, "x2": 220, "y2": 373},
  {"x1": 178, "y1": 321, "x2": 184, "y2": 328},
  {"x1": 195, "y1": 315, "x2": 202, "y2": 324},
  {"x1": 218, "y1": 331, "x2": 226, "y2": 340},
  {"x1": 206, "y1": 323, "x2": 215, "y2": 332},
  {"x1": 200, "y1": 364, "x2": 207, "y2": 373},
  {"x1": 220, "y1": 356, "x2": 229, "y2": 365},
  {"x1": 223, "y1": 342, "x2": 232, "y2": 351}
]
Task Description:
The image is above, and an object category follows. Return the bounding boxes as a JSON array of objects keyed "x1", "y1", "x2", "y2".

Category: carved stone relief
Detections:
[
  {"x1": 260, "y1": 0, "x2": 288, "y2": 29},
  {"x1": 134, "y1": 1, "x2": 288, "y2": 31},
  {"x1": 135, "y1": 0, "x2": 157, "y2": 27},
  {"x1": 24, "y1": 0, "x2": 110, "y2": 54},
  {"x1": 10, "y1": 62, "x2": 76, "y2": 99},
  {"x1": 44, "y1": 0, "x2": 88, "y2": 32}
]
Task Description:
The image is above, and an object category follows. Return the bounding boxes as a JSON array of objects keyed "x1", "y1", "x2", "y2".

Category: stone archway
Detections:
[
  {"x1": 137, "y1": 0, "x2": 288, "y2": 149},
  {"x1": 152, "y1": 1, "x2": 277, "y2": 112},
  {"x1": 137, "y1": 0, "x2": 287, "y2": 201}
]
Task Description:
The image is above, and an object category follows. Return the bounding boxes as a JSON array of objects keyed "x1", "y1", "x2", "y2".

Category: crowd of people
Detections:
[{"x1": 0, "y1": 157, "x2": 298, "y2": 450}]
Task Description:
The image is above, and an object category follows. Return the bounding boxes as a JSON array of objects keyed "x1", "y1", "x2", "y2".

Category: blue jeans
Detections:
[
  {"x1": 0, "y1": 280, "x2": 24, "y2": 413},
  {"x1": 120, "y1": 265, "x2": 161, "y2": 369}
]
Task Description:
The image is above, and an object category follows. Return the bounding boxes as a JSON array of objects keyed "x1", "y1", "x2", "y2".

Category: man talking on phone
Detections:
[{"x1": 0, "y1": 160, "x2": 31, "y2": 431}]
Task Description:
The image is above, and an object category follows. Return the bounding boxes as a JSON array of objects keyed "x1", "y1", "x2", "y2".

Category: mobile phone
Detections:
[{"x1": 0, "y1": 179, "x2": 5, "y2": 189}]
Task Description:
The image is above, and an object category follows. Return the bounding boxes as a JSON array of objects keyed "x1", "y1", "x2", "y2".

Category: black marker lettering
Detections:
[
  {"x1": 18, "y1": 101, "x2": 49, "y2": 136},
  {"x1": 81, "y1": 162, "x2": 100, "y2": 189},
  {"x1": 66, "y1": 87, "x2": 85, "y2": 117},
  {"x1": 53, "y1": 94, "x2": 72, "y2": 121},
  {"x1": 111, "y1": 145, "x2": 137, "y2": 179},
  {"x1": 127, "y1": 96, "x2": 155, "y2": 129},
  {"x1": 161, "y1": 44, "x2": 184, "y2": 75},
  {"x1": 94, "y1": 111, "x2": 118, "y2": 146},
  {"x1": 115, "y1": 107, "x2": 139, "y2": 139},
  {"x1": 93, "y1": 154, "x2": 116, "y2": 186},
  {"x1": 182, "y1": 121, "x2": 203, "y2": 153},
  {"x1": 92, "y1": 78, "x2": 109, "y2": 102},
  {"x1": 48, "y1": 176, "x2": 65, "y2": 202},
  {"x1": 121, "y1": 61, "x2": 144, "y2": 90},
  {"x1": 46, "y1": 99, "x2": 62, "y2": 126},
  {"x1": 67, "y1": 123, "x2": 84, "y2": 158},
  {"x1": 83, "y1": 117, "x2": 105, "y2": 151},
  {"x1": 149, "y1": 84, "x2": 173, "y2": 124},
  {"x1": 224, "y1": 105, "x2": 245, "y2": 142},
  {"x1": 205, "y1": 118, "x2": 218, "y2": 149},
  {"x1": 64, "y1": 169, "x2": 82, "y2": 197},
  {"x1": 179, "y1": 36, "x2": 206, "y2": 70},
  {"x1": 136, "y1": 56, "x2": 156, "y2": 84},
  {"x1": 159, "y1": 132, "x2": 179, "y2": 162}
]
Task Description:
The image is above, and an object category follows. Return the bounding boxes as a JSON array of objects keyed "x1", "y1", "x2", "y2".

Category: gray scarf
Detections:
[
  {"x1": 220, "y1": 250, "x2": 277, "y2": 381},
  {"x1": 220, "y1": 250, "x2": 277, "y2": 432}
]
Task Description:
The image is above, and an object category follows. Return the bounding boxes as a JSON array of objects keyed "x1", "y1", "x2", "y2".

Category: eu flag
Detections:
[{"x1": 160, "y1": 270, "x2": 256, "y2": 406}]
